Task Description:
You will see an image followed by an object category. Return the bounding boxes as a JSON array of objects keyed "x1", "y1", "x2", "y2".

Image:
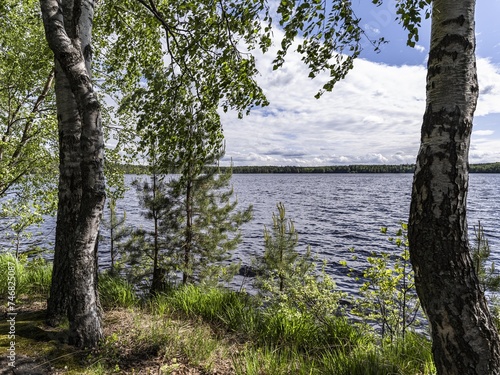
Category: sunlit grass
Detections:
[
  {"x1": 153, "y1": 284, "x2": 260, "y2": 335},
  {"x1": 1, "y1": 259, "x2": 435, "y2": 374},
  {"x1": 152, "y1": 283, "x2": 435, "y2": 375},
  {"x1": 98, "y1": 272, "x2": 139, "y2": 309},
  {"x1": 0, "y1": 253, "x2": 52, "y2": 300}
]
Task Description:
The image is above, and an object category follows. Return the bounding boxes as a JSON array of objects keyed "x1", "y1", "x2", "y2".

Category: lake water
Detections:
[{"x1": 3, "y1": 173, "x2": 500, "y2": 294}]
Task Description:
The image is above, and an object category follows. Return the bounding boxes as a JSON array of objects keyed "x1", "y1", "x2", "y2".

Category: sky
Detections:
[{"x1": 219, "y1": 0, "x2": 500, "y2": 166}]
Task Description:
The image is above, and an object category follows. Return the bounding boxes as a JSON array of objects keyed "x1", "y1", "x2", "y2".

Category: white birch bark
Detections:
[
  {"x1": 41, "y1": 0, "x2": 104, "y2": 347},
  {"x1": 409, "y1": 0, "x2": 500, "y2": 373}
]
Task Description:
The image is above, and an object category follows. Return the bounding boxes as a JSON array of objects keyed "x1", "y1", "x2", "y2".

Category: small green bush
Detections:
[
  {"x1": 157, "y1": 284, "x2": 259, "y2": 334},
  {"x1": 344, "y1": 223, "x2": 421, "y2": 342},
  {"x1": 0, "y1": 253, "x2": 52, "y2": 300},
  {"x1": 320, "y1": 315, "x2": 373, "y2": 354},
  {"x1": 98, "y1": 273, "x2": 139, "y2": 309},
  {"x1": 259, "y1": 304, "x2": 318, "y2": 349},
  {"x1": 23, "y1": 257, "x2": 52, "y2": 296}
]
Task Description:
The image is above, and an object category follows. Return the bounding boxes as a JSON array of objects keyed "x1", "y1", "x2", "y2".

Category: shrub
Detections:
[
  {"x1": 98, "y1": 273, "x2": 139, "y2": 309},
  {"x1": 345, "y1": 223, "x2": 421, "y2": 342},
  {"x1": 0, "y1": 253, "x2": 52, "y2": 300}
]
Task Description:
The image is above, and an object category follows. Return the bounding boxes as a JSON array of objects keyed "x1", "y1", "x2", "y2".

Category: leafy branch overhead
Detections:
[
  {"x1": 391, "y1": 0, "x2": 432, "y2": 47},
  {"x1": 276, "y1": 0, "x2": 382, "y2": 97},
  {"x1": 274, "y1": 0, "x2": 431, "y2": 97},
  {"x1": 98, "y1": 0, "x2": 433, "y2": 144},
  {"x1": 98, "y1": 0, "x2": 269, "y2": 120}
]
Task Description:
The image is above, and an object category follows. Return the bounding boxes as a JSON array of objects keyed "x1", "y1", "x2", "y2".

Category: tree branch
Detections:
[{"x1": 11, "y1": 69, "x2": 55, "y2": 161}]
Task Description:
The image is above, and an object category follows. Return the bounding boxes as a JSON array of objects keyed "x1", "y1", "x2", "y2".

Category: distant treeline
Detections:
[
  {"x1": 116, "y1": 162, "x2": 500, "y2": 175},
  {"x1": 229, "y1": 164, "x2": 415, "y2": 173}
]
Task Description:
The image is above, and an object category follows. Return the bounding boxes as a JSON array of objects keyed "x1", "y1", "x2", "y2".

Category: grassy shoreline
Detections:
[
  {"x1": 1, "y1": 254, "x2": 436, "y2": 375},
  {"x1": 116, "y1": 162, "x2": 500, "y2": 175}
]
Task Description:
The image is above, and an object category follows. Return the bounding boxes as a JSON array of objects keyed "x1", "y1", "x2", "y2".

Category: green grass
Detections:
[
  {"x1": 152, "y1": 284, "x2": 260, "y2": 334},
  {"x1": 0, "y1": 253, "x2": 52, "y2": 300},
  {"x1": 22, "y1": 257, "x2": 52, "y2": 296},
  {"x1": 0, "y1": 254, "x2": 138, "y2": 309},
  {"x1": 318, "y1": 332, "x2": 435, "y2": 375},
  {"x1": 98, "y1": 273, "x2": 139, "y2": 309},
  {"x1": 0, "y1": 259, "x2": 435, "y2": 374},
  {"x1": 259, "y1": 305, "x2": 318, "y2": 348},
  {"x1": 151, "y1": 284, "x2": 435, "y2": 375}
]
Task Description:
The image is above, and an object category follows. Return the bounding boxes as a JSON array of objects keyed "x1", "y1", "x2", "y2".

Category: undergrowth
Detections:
[
  {"x1": 0, "y1": 253, "x2": 52, "y2": 299},
  {"x1": 83, "y1": 280, "x2": 436, "y2": 374},
  {"x1": 0, "y1": 211, "x2": 438, "y2": 374}
]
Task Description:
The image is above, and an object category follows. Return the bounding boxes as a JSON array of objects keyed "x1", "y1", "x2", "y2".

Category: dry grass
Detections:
[
  {"x1": 0, "y1": 299, "x2": 241, "y2": 375},
  {"x1": 96, "y1": 307, "x2": 241, "y2": 374}
]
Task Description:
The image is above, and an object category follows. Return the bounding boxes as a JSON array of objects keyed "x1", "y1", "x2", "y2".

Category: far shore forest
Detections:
[{"x1": 118, "y1": 162, "x2": 500, "y2": 175}]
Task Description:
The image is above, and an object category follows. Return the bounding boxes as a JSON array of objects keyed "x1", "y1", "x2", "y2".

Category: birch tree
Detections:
[
  {"x1": 278, "y1": 0, "x2": 500, "y2": 370},
  {"x1": 40, "y1": 0, "x2": 105, "y2": 347},
  {"x1": 408, "y1": 0, "x2": 500, "y2": 373}
]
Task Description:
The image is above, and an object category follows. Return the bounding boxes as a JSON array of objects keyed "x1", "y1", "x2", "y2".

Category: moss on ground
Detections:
[
  {"x1": 0, "y1": 300, "x2": 86, "y2": 374},
  {"x1": 0, "y1": 298, "x2": 237, "y2": 374}
]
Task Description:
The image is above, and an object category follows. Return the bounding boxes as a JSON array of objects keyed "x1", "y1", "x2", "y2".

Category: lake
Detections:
[{"x1": 3, "y1": 173, "x2": 500, "y2": 294}]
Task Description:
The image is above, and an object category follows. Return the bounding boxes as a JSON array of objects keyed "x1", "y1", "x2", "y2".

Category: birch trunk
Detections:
[
  {"x1": 46, "y1": 61, "x2": 82, "y2": 326},
  {"x1": 408, "y1": 0, "x2": 500, "y2": 373},
  {"x1": 41, "y1": 0, "x2": 104, "y2": 347}
]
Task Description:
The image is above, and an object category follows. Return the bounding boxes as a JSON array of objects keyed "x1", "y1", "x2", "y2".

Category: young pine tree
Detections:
[
  {"x1": 471, "y1": 221, "x2": 500, "y2": 327},
  {"x1": 167, "y1": 151, "x2": 253, "y2": 285},
  {"x1": 131, "y1": 99, "x2": 252, "y2": 288},
  {"x1": 253, "y1": 202, "x2": 343, "y2": 318},
  {"x1": 471, "y1": 221, "x2": 500, "y2": 293},
  {"x1": 254, "y1": 202, "x2": 313, "y2": 294},
  {"x1": 125, "y1": 169, "x2": 179, "y2": 294},
  {"x1": 101, "y1": 196, "x2": 131, "y2": 276}
]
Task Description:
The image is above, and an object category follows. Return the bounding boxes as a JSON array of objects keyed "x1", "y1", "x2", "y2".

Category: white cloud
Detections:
[
  {"x1": 470, "y1": 138, "x2": 500, "y2": 163},
  {"x1": 220, "y1": 32, "x2": 500, "y2": 166},
  {"x1": 364, "y1": 23, "x2": 381, "y2": 34},
  {"x1": 414, "y1": 45, "x2": 426, "y2": 53},
  {"x1": 473, "y1": 130, "x2": 495, "y2": 136},
  {"x1": 476, "y1": 58, "x2": 500, "y2": 116}
]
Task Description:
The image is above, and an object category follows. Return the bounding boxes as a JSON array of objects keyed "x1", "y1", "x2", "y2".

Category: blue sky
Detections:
[{"x1": 220, "y1": 0, "x2": 500, "y2": 166}]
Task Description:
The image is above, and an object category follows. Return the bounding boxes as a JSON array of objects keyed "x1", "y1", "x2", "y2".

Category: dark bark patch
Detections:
[
  {"x1": 84, "y1": 97, "x2": 100, "y2": 112},
  {"x1": 421, "y1": 104, "x2": 435, "y2": 139},
  {"x1": 73, "y1": 0, "x2": 83, "y2": 39},
  {"x1": 84, "y1": 44, "x2": 93, "y2": 62},
  {"x1": 428, "y1": 34, "x2": 473, "y2": 62},
  {"x1": 442, "y1": 15, "x2": 466, "y2": 27},
  {"x1": 427, "y1": 64, "x2": 441, "y2": 80},
  {"x1": 471, "y1": 80, "x2": 479, "y2": 93},
  {"x1": 58, "y1": 51, "x2": 81, "y2": 68}
]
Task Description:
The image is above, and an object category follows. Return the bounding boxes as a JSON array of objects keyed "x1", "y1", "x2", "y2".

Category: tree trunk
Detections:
[
  {"x1": 41, "y1": 0, "x2": 104, "y2": 348},
  {"x1": 408, "y1": 0, "x2": 500, "y2": 373},
  {"x1": 183, "y1": 177, "x2": 193, "y2": 285},
  {"x1": 46, "y1": 61, "x2": 82, "y2": 326},
  {"x1": 150, "y1": 171, "x2": 162, "y2": 294},
  {"x1": 110, "y1": 199, "x2": 115, "y2": 273}
]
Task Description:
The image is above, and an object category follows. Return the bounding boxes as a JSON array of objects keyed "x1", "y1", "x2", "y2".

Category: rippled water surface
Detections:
[
  {"x1": 4, "y1": 173, "x2": 500, "y2": 293},
  {"x1": 231, "y1": 173, "x2": 500, "y2": 291}
]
